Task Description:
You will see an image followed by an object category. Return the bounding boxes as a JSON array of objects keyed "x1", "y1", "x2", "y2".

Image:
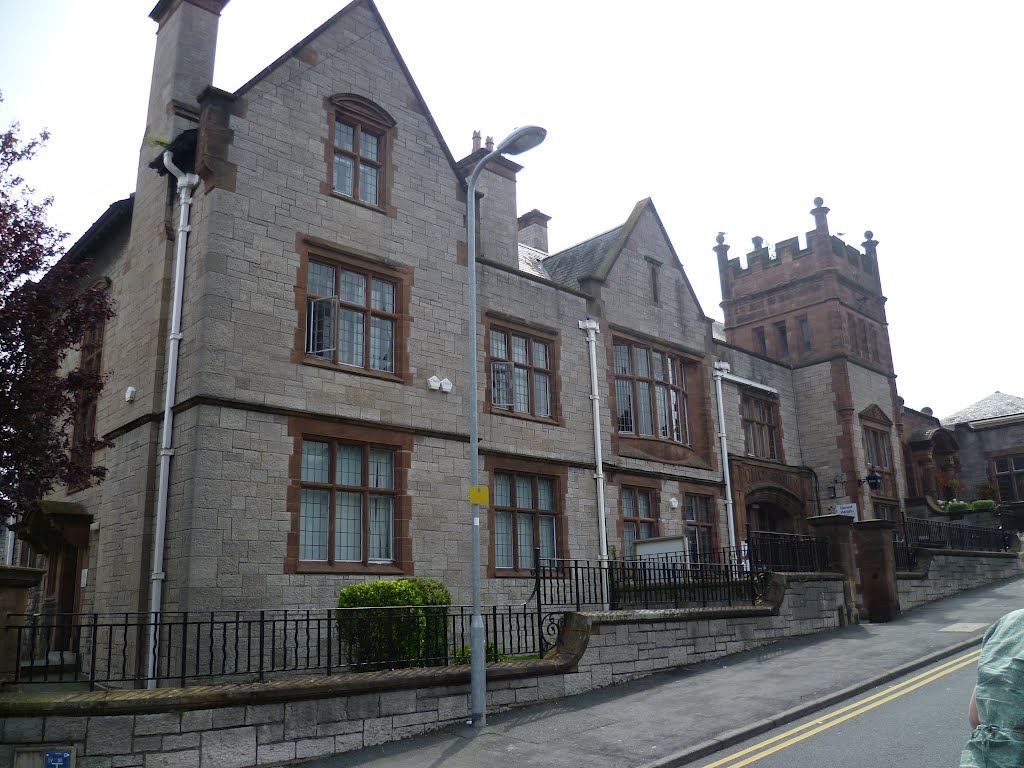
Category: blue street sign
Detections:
[{"x1": 45, "y1": 751, "x2": 72, "y2": 768}]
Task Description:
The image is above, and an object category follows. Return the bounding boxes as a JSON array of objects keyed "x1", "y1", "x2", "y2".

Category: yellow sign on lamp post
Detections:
[{"x1": 469, "y1": 486, "x2": 489, "y2": 505}]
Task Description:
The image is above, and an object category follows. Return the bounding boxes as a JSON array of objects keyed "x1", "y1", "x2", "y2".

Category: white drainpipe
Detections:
[
  {"x1": 4, "y1": 516, "x2": 14, "y2": 565},
  {"x1": 579, "y1": 319, "x2": 610, "y2": 610},
  {"x1": 712, "y1": 361, "x2": 778, "y2": 552},
  {"x1": 147, "y1": 151, "x2": 199, "y2": 687}
]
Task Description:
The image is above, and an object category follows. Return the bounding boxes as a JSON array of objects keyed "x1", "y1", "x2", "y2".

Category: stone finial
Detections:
[
  {"x1": 862, "y1": 230, "x2": 878, "y2": 257},
  {"x1": 485, "y1": 136, "x2": 494, "y2": 151},
  {"x1": 472, "y1": 130, "x2": 481, "y2": 152},
  {"x1": 811, "y1": 197, "x2": 830, "y2": 234},
  {"x1": 715, "y1": 232, "x2": 726, "y2": 245},
  {"x1": 752, "y1": 236, "x2": 764, "y2": 250}
]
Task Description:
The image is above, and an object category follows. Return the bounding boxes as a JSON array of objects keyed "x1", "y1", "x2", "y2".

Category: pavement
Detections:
[{"x1": 304, "y1": 577, "x2": 1024, "y2": 768}]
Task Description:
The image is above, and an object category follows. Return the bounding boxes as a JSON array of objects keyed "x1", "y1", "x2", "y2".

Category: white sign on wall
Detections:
[{"x1": 833, "y1": 503, "x2": 858, "y2": 520}]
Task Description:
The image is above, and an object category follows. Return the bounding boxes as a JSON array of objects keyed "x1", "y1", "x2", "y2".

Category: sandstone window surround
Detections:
[
  {"x1": 484, "y1": 315, "x2": 561, "y2": 424},
  {"x1": 286, "y1": 419, "x2": 412, "y2": 575},
  {"x1": 323, "y1": 95, "x2": 395, "y2": 213},
  {"x1": 684, "y1": 494, "x2": 716, "y2": 559},
  {"x1": 70, "y1": 277, "x2": 110, "y2": 490},
  {"x1": 485, "y1": 456, "x2": 568, "y2": 578},
  {"x1": 297, "y1": 238, "x2": 412, "y2": 384},
  {"x1": 621, "y1": 485, "x2": 658, "y2": 558},
  {"x1": 754, "y1": 326, "x2": 767, "y2": 356},
  {"x1": 992, "y1": 453, "x2": 1024, "y2": 503},
  {"x1": 612, "y1": 339, "x2": 691, "y2": 445},
  {"x1": 774, "y1": 320, "x2": 790, "y2": 358},
  {"x1": 798, "y1": 316, "x2": 812, "y2": 354},
  {"x1": 862, "y1": 426, "x2": 892, "y2": 471},
  {"x1": 742, "y1": 394, "x2": 780, "y2": 461}
]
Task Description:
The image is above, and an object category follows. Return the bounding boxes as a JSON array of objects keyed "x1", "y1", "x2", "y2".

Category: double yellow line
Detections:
[{"x1": 701, "y1": 649, "x2": 981, "y2": 768}]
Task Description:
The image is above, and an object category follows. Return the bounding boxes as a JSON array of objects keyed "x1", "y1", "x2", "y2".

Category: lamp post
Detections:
[{"x1": 465, "y1": 125, "x2": 546, "y2": 727}]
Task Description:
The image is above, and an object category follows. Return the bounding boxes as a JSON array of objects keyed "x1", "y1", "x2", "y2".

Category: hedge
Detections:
[{"x1": 336, "y1": 578, "x2": 452, "y2": 671}]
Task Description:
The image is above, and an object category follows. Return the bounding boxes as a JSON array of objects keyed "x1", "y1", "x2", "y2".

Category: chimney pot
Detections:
[
  {"x1": 485, "y1": 136, "x2": 494, "y2": 151},
  {"x1": 472, "y1": 130, "x2": 481, "y2": 152}
]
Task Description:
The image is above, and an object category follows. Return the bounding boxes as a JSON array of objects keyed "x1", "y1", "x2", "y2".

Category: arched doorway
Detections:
[{"x1": 744, "y1": 485, "x2": 806, "y2": 535}]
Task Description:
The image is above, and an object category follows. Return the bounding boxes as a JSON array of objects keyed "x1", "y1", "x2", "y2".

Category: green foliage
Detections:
[
  {"x1": 452, "y1": 641, "x2": 504, "y2": 665},
  {"x1": 970, "y1": 499, "x2": 998, "y2": 515},
  {"x1": 946, "y1": 500, "x2": 970, "y2": 515},
  {"x1": 336, "y1": 578, "x2": 451, "y2": 671}
]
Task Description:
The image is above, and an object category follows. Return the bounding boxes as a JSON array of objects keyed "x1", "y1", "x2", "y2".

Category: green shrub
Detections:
[
  {"x1": 970, "y1": 499, "x2": 998, "y2": 515},
  {"x1": 452, "y1": 641, "x2": 504, "y2": 665},
  {"x1": 946, "y1": 500, "x2": 970, "y2": 515},
  {"x1": 336, "y1": 578, "x2": 451, "y2": 671}
]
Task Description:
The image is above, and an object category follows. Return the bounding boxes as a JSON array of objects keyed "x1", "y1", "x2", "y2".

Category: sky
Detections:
[{"x1": 1, "y1": 1, "x2": 1021, "y2": 420}]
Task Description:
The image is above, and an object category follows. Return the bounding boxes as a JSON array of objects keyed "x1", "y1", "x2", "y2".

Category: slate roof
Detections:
[
  {"x1": 941, "y1": 392, "x2": 1024, "y2": 426},
  {"x1": 712, "y1": 320, "x2": 726, "y2": 342},
  {"x1": 540, "y1": 225, "x2": 624, "y2": 287},
  {"x1": 517, "y1": 243, "x2": 549, "y2": 279}
]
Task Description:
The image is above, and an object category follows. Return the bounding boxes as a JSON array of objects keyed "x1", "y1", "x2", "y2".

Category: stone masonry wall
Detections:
[
  {"x1": 1, "y1": 576, "x2": 843, "y2": 767},
  {"x1": 897, "y1": 549, "x2": 1022, "y2": 611}
]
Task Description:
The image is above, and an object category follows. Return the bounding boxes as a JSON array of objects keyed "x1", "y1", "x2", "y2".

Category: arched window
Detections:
[{"x1": 326, "y1": 95, "x2": 395, "y2": 210}]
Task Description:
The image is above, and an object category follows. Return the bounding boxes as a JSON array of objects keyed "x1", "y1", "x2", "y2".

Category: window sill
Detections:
[
  {"x1": 302, "y1": 354, "x2": 409, "y2": 385},
  {"x1": 485, "y1": 405, "x2": 563, "y2": 427},
  {"x1": 618, "y1": 433, "x2": 690, "y2": 448},
  {"x1": 327, "y1": 191, "x2": 388, "y2": 216},
  {"x1": 493, "y1": 568, "x2": 540, "y2": 579},
  {"x1": 292, "y1": 561, "x2": 407, "y2": 576}
]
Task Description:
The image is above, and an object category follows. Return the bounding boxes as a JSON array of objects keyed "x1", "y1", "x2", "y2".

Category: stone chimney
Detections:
[
  {"x1": 472, "y1": 131, "x2": 481, "y2": 152},
  {"x1": 517, "y1": 209, "x2": 551, "y2": 253},
  {"x1": 146, "y1": 1, "x2": 229, "y2": 137}
]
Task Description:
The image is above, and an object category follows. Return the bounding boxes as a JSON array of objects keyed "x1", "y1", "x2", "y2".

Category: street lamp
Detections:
[{"x1": 465, "y1": 125, "x2": 546, "y2": 727}]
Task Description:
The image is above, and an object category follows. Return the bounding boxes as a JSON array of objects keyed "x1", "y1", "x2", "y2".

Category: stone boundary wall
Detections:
[
  {"x1": 0, "y1": 575, "x2": 844, "y2": 768},
  {"x1": 897, "y1": 549, "x2": 1023, "y2": 612}
]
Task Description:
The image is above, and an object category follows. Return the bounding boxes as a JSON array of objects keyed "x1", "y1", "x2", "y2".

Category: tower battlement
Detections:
[
  {"x1": 716, "y1": 199, "x2": 880, "y2": 303},
  {"x1": 714, "y1": 198, "x2": 892, "y2": 372}
]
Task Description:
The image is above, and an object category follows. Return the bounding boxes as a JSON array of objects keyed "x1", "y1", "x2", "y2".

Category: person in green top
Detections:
[{"x1": 961, "y1": 609, "x2": 1024, "y2": 767}]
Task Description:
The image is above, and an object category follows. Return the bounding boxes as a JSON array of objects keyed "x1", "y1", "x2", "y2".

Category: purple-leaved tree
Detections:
[{"x1": 0, "y1": 95, "x2": 113, "y2": 533}]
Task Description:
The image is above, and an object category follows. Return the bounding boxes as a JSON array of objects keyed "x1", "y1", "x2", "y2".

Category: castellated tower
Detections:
[{"x1": 714, "y1": 198, "x2": 892, "y2": 373}]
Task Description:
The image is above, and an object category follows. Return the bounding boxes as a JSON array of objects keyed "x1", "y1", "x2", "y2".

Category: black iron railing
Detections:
[
  {"x1": 892, "y1": 536, "x2": 918, "y2": 571},
  {"x1": 5, "y1": 603, "x2": 540, "y2": 689},
  {"x1": 904, "y1": 518, "x2": 1012, "y2": 553},
  {"x1": 535, "y1": 553, "x2": 767, "y2": 611},
  {"x1": 6, "y1": 548, "x2": 774, "y2": 688},
  {"x1": 747, "y1": 530, "x2": 831, "y2": 572}
]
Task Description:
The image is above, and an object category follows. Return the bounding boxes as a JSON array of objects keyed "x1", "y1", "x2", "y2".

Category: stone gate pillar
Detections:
[
  {"x1": 807, "y1": 514, "x2": 858, "y2": 625},
  {"x1": 852, "y1": 519, "x2": 900, "y2": 622},
  {"x1": 0, "y1": 566, "x2": 45, "y2": 683}
]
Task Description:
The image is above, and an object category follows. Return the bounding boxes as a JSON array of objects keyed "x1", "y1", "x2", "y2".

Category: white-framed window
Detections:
[
  {"x1": 493, "y1": 471, "x2": 558, "y2": 570},
  {"x1": 305, "y1": 260, "x2": 399, "y2": 374},
  {"x1": 488, "y1": 327, "x2": 554, "y2": 418},
  {"x1": 299, "y1": 440, "x2": 397, "y2": 564}
]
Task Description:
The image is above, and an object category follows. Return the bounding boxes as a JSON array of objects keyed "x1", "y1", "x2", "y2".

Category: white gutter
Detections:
[
  {"x1": 712, "y1": 360, "x2": 778, "y2": 552},
  {"x1": 579, "y1": 319, "x2": 610, "y2": 611},
  {"x1": 147, "y1": 151, "x2": 199, "y2": 687}
]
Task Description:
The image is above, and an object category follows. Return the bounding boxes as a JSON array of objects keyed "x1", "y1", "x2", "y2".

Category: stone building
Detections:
[
  {"x1": 16, "y1": 0, "x2": 911, "y2": 632},
  {"x1": 942, "y1": 392, "x2": 1024, "y2": 518}
]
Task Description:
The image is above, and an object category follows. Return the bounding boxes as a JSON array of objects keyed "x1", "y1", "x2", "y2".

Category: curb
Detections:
[{"x1": 637, "y1": 634, "x2": 985, "y2": 768}]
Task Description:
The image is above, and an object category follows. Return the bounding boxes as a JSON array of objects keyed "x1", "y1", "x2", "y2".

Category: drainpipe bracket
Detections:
[{"x1": 159, "y1": 448, "x2": 176, "y2": 458}]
